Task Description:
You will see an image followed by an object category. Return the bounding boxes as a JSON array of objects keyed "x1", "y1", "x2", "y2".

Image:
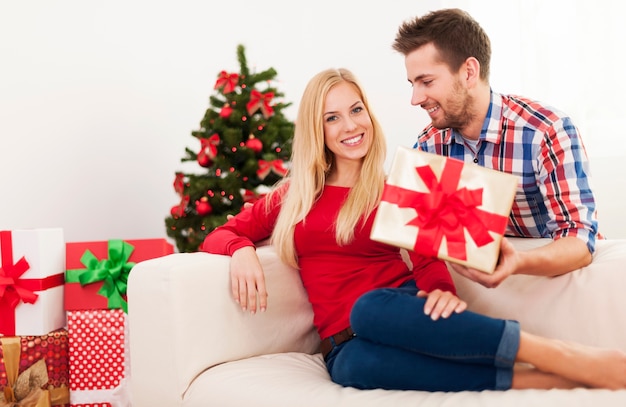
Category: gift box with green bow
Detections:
[
  {"x1": 63, "y1": 238, "x2": 172, "y2": 406},
  {"x1": 64, "y1": 238, "x2": 173, "y2": 311}
]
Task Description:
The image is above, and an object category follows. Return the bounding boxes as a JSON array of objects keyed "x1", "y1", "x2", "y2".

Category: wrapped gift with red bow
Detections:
[
  {"x1": 371, "y1": 147, "x2": 518, "y2": 274},
  {"x1": 64, "y1": 238, "x2": 173, "y2": 407},
  {"x1": 0, "y1": 228, "x2": 65, "y2": 337}
]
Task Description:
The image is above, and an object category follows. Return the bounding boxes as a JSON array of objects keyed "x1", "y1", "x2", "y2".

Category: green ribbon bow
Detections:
[{"x1": 68, "y1": 239, "x2": 135, "y2": 313}]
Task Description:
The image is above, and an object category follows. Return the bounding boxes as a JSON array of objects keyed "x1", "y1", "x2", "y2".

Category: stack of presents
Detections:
[{"x1": 0, "y1": 229, "x2": 173, "y2": 407}]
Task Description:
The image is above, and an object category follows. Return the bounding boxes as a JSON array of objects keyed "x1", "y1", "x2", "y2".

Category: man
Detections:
[{"x1": 392, "y1": 8, "x2": 599, "y2": 288}]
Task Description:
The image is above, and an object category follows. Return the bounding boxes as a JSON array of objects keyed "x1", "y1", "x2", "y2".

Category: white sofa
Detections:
[{"x1": 127, "y1": 236, "x2": 626, "y2": 407}]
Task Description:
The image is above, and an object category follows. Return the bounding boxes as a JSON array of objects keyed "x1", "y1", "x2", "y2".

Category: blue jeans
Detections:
[{"x1": 325, "y1": 281, "x2": 520, "y2": 392}]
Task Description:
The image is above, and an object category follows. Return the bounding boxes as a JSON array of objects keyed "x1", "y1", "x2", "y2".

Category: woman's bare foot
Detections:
[
  {"x1": 512, "y1": 364, "x2": 584, "y2": 390},
  {"x1": 556, "y1": 341, "x2": 626, "y2": 389},
  {"x1": 517, "y1": 332, "x2": 626, "y2": 390}
]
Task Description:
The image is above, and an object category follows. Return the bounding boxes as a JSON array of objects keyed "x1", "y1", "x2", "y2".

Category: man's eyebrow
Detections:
[{"x1": 409, "y1": 73, "x2": 431, "y2": 83}]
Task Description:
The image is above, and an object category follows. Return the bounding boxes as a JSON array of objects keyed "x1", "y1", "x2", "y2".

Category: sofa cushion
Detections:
[{"x1": 183, "y1": 351, "x2": 626, "y2": 407}]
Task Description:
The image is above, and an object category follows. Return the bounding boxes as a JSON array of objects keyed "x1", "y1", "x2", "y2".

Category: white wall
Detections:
[{"x1": 1, "y1": 0, "x2": 624, "y2": 244}]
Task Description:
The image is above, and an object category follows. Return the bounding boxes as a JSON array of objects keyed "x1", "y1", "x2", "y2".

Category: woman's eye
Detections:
[
  {"x1": 352, "y1": 106, "x2": 363, "y2": 114},
  {"x1": 325, "y1": 115, "x2": 338, "y2": 122}
]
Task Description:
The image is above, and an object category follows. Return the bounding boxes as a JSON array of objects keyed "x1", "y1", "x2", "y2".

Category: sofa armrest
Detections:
[{"x1": 128, "y1": 246, "x2": 319, "y2": 406}]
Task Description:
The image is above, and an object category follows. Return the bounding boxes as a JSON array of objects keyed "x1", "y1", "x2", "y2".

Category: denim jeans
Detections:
[{"x1": 325, "y1": 281, "x2": 520, "y2": 392}]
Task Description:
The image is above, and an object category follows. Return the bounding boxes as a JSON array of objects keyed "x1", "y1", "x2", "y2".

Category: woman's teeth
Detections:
[{"x1": 342, "y1": 135, "x2": 363, "y2": 145}]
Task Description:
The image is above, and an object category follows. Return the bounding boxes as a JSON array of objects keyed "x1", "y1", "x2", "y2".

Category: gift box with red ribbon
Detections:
[
  {"x1": 0, "y1": 228, "x2": 66, "y2": 336},
  {"x1": 64, "y1": 238, "x2": 173, "y2": 407},
  {"x1": 0, "y1": 328, "x2": 70, "y2": 406},
  {"x1": 371, "y1": 147, "x2": 518, "y2": 274}
]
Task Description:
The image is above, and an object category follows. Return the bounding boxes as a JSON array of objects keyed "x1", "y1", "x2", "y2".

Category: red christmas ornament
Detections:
[
  {"x1": 246, "y1": 137, "x2": 263, "y2": 153},
  {"x1": 170, "y1": 205, "x2": 182, "y2": 217},
  {"x1": 219, "y1": 104, "x2": 233, "y2": 118},
  {"x1": 195, "y1": 197, "x2": 213, "y2": 216},
  {"x1": 197, "y1": 153, "x2": 212, "y2": 167}
]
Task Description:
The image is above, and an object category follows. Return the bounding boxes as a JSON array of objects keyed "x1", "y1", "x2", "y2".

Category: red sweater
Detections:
[{"x1": 201, "y1": 185, "x2": 456, "y2": 339}]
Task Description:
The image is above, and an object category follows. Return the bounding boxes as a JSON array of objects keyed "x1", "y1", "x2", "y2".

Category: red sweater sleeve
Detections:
[
  {"x1": 200, "y1": 186, "x2": 284, "y2": 256},
  {"x1": 408, "y1": 251, "x2": 457, "y2": 295}
]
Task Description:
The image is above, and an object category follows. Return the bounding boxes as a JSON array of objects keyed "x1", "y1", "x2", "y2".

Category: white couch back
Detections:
[{"x1": 589, "y1": 155, "x2": 625, "y2": 239}]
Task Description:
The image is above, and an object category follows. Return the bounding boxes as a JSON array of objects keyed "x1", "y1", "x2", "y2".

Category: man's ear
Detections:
[{"x1": 463, "y1": 57, "x2": 481, "y2": 87}]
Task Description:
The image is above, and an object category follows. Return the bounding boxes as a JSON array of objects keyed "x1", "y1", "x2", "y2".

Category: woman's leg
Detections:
[
  {"x1": 327, "y1": 283, "x2": 519, "y2": 391},
  {"x1": 328, "y1": 336, "x2": 505, "y2": 391},
  {"x1": 331, "y1": 283, "x2": 626, "y2": 391},
  {"x1": 512, "y1": 364, "x2": 582, "y2": 389}
]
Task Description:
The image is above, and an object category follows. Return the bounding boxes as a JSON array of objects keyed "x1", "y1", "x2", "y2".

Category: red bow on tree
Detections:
[
  {"x1": 173, "y1": 172, "x2": 185, "y2": 196},
  {"x1": 380, "y1": 159, "x2": 508, "y2": 261},
  {"x1": 198, "y1": 134, "x2": 220, "y2": 161},
  {"x1": 257, "y1": 159, "x2": 287, "y2": 180},
  {"x1": 246, "y1": 90, "x2": 274, "y2": 118},
  {"x1": 171, "y1": 173, "x2": 190, "y2": 218},
  {"x1": 214, "y1": 71, "x2": 239, "y2": 94}
]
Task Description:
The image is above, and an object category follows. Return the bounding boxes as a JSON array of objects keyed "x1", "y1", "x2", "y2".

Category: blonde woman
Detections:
[{"x1": 201, "y1": 68, "x2": 626, "y2": 391}]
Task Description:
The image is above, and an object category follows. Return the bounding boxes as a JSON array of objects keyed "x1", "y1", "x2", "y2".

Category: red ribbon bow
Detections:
[
  {"x1": 173, "y1": 172, "x2": 185, "y2": 196},
  {"x1": 381, "y1": 159, "x2": 508, "y2": 260},
  {"x1": 214, "y1": 71, "x2": 239, "y2": 94},
  {"x1": 256, "y1": 159, "x2": 287, "y2": 180},
  {"x1": 198, "y1": 134, "x2": 220, "y2": 161},
  {"x1": 0, "y1": 231, "x2": 39, "y2": 335},
  {"x1": 246, "y1": 90, "x2": 274, "y2": 118},
  {"x1": 171, "y1": 173, "x2": 190, "y2": 218}
]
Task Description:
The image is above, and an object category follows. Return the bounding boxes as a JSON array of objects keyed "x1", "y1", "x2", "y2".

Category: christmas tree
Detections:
[{"x1": 165, "y1": 44, "x2": 294, "y2": 253}]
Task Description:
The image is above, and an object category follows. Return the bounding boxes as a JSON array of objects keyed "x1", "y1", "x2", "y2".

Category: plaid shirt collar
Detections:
[{"x1": 446, "y1": 90, "x2": 504, "y2": 146}]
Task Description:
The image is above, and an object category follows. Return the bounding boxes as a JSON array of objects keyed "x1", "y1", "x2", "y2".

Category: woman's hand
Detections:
[
  {"x1": 417, "y1": 289, "x2": 467, "y2": 321},
  {"x1": 230, "y1": 246, "x2": 268, "y2": 314}
]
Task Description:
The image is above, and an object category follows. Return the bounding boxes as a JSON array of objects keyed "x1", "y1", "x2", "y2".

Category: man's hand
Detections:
[
  {"x1": 417, "y1": 289, "x2": 467, "y2": 320},
  {"x1": 448, "y1": 237, "x2": 520, "y2": 288}
]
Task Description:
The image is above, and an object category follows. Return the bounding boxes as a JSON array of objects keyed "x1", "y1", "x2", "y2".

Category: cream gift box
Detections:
[{"x1": 371, "y1": 147, "x2": 517, "y2": 274}]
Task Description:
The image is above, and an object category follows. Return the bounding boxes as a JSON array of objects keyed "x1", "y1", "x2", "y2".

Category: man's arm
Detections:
[{"x1": 449, "y1": 236, "x2": 592, "y2": 288}]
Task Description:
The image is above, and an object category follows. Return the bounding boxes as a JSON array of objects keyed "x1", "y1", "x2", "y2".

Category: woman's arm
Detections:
[
  {"x1": 200, "y1": 187, "x2": 283, "y2": 255},
  {"x1": 200, "y1": 186, "x2": 285, "y2": 313},
  {"x1": 409, "y1": 251, "x2": 456, "y2": 295},
  {"x1": 408, "y1": 252, "x2": 466, "y2": 320}
]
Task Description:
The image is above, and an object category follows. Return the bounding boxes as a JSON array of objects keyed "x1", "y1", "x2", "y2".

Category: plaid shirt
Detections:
[{"x1": 415, "y1": 91, "x2": 599, "y2": 253}]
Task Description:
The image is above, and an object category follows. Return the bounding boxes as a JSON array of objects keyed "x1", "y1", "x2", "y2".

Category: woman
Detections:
[{"x1": 201, "y1": 68, "x2": 626, "y2": 392}]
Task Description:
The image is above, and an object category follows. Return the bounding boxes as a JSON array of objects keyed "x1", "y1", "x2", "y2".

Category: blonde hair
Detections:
[{"x1": 270, "y1": 68, "x2": 387, "y2": 268}]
